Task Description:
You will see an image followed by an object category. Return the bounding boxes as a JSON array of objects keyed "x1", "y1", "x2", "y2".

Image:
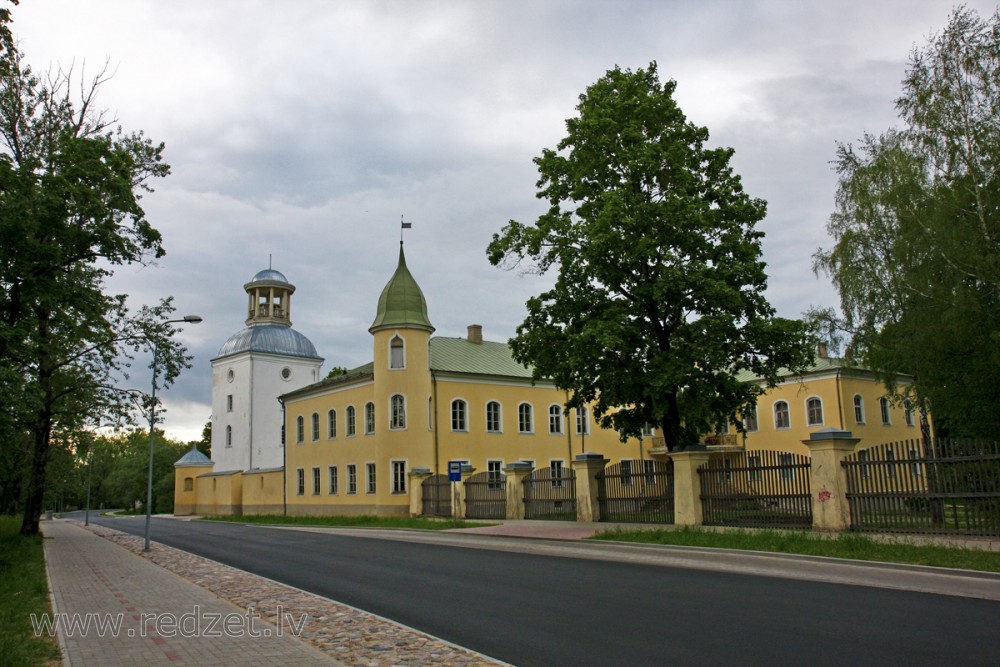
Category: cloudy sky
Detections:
[{"x1": 12, "y1": 1, "x2": 994, "y2": 442}]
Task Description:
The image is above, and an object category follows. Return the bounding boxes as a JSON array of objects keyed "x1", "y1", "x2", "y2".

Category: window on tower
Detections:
[{"x1": 390, "y1": 335, "x2": 405, "y2": 369}]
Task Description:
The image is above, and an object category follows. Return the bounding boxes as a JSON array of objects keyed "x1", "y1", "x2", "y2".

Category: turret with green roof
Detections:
[{"x1": 369, "y1": 242, "x2": 434, "y2": 333}]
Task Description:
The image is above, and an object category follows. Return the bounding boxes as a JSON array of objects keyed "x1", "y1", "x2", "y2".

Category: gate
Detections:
[
  {"x1": 465, "y1": 470, "x2": 507, "y2": 519},
  {"x1": 523, "y1": 468, "x2": 576, "y2": 520},
  {"x1": 699, "y1": 450, "x2": 812, "y2": 528},
  {"x1": 844, "y1": 438, "x2": 1000, "y2": 537},
  {"x1": 421, "y1": 474, "x2": 452, "y2": 517},
  {"x1": 597, "y1": 459, "x2": 674, "y2": 523}
]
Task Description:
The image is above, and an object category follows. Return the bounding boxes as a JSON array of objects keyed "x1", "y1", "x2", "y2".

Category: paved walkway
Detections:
[{"x1": 42, "y1": 520, "x2": 341, "y2": 666}]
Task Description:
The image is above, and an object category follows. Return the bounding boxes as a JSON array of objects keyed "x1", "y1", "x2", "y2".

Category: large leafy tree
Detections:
[
  {"x1": 0, "y1": 9, "x2": 190, "y2": 534},
  {"x1": 812, "y1": 7, "x2": 1000, "y2": 437},
  {"x1": 488, "y1": 63, "x2": 813, "y2": 451}
]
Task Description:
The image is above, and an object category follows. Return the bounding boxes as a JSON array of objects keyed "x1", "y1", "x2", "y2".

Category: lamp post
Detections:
[{"x1": 144, "y1": 315, "x2": 202, "y2": 551}]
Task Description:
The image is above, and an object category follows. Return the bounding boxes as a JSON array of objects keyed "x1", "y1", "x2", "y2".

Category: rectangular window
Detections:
[
  {"x1": 853, "y1": 395, "x2": 865, "y2": 424},
  {"x1": 312, "y1": 467, "x2": 320, "y2": 495},
  {"x1": 518, "y1": 404, "x2": 533, "y2": 433},
  {"x1": 778, "y1": 453, "x2": 795, "y2": 480},
  {"x1": 488, "y1": 460, "x2": 504, "y2": 489},
  {"x1": 742, "y1": 410, "x2": 758, "y2": 433},
  {"x1": 620, "y1": 459, "x2": 634, "y2": 486},
  {"x1": 549, "y1": 406, "x2": 563, "y2": 435},
  {"x1": 880, "y1": 397, "x2": 891, "y2": 425},
  {"x1": 487, "y1": 402, "x2": 501, "y2": 433},
  {"x1": 885, "y1": 449, "x2": 896, "y2": 479},
  {"x1": 908, "y1": 449, "x2": 922, "y2": 477},
  {"x1": 858, "y1": 449, "x2": 871, "y2": 479},
  {"x1": 226, "y1": 394, "x2": 233, "y2": 412},
  {"x1": 347, "y1": 464, "x2": 357, "y2": 494},
  {"x1": 366, "y1": 463, "x2": 376, "y2": 494},
  {"x1": 904, "y1": 400, "x2": 914, "y2": 427},
  {"x1": 296, "y1": 468, "x2": 305, "y2": 495},
  {"x1": 748, "y1": 455, "x2": 763, "y2": 483},
  {"x1": 328, "y1": 466, "x2": 338, "y2": 494},
  {"x1": 641, "y1": 423, "x2": 654, "y2": 437},
  {"x1": 550, "y1": 460, "x2": 565, "y2": 488},
  {"x1": 575, "y1": 407, "x2": 589, "y2": 435},
  {"x1": 391, "y1": 461, "x2": 406, "y2": 494}
]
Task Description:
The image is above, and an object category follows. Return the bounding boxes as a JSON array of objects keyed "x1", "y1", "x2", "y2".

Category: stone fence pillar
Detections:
[
  {"x1": 408, "y1": 467, "x2": 433, "y2": 517},
  {"x1": 504, "y1": 461, "x2": 533, "y2": 520},
  {"x1": 803, "y1": 429, "x2": 860, "y2": 531},
  {"x1": 666, "y1": 449, "x2": 712, "y2": 526},
  {"x1": 453, "y1": 465, "x2": 476, "y2": 520},
  {"x1": 573, "y1": 452, "x2": 609, "y2": 522}
]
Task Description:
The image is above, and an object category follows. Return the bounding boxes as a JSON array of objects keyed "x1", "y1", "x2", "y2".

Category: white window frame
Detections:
[
  {"x1": 518, "y1": 402, "x2": 534, "y2": 434},
  {"x1": 346, "y1": 405, "x2": 356, "y2": 437},
  {"x1": 296, "y1": 415, "x2": 305, "y2": 443},
  {"x1": 296, "y1": 468, "x2": 305, "y2": 495},
  {"x1": 312, "y1": 466, "x2": 321, "y2": 495},
  {"x1": 904, "y1": 399, "x2": 914, "y2": 427},
  {"x1": 487, "y1": 460, "x2": 504, "y2": 489},
  {"x1": 773, "y1": 401, "x2": 790, "y2": 430},
  {"x1": 742, "y1": 408, "x2": 758, "y2": 433},
  {"x1": 548, "y1": 405, "x2": 563, "y2": 435},
  {"x1": 347, "y1": 464, "x2": 357, "y2": 494},
  {"x1": 366, "y1": 462, "x2": 377, "y2": 494},
  {"x1": 390, "y1": 394, "x2": 406, "y2": 430},
  {"x1": 806, "y1": 397, "x2": 823, "y2": 427},
  {"x1": 328, "y1": 408, "x2": 337, "y2": 439},
  {"x1": 880, "y1": 397, "x2": 891, "y2": 425},
  {"x1": 365, "y1": 402, "x2": 375, "y2": 435},
  {"x1": 575, "y1": 406, "x2": 590, "y2": 435},
  {"x1": 486, "y1": 401, "x2": 502, "y2": 433},
  {"x1": 328, "y1": 465, "x2": 338, "y2": 494},
  {"x1": 391, "y1": 460, "x2": 407, "y2": 494},
  {"x1": 853, "y1": 394, "x2": 865, "y2": 424},
  {"x1": 389, "y1": 334, "x2": 406, "y2": 369},
  {"x1": 451, "y1": 398, "x2": 468, "y2": 432},
  {"x1": 549, "y1": 459, "x2": 565, "y2": 487},
  {"x1": 311, "y1": 412, "x2": 320, "y2": 441}
]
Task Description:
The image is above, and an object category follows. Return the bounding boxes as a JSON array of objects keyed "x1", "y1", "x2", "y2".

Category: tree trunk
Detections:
[{"x1": 20, "y1": 309, "x2": 53, "y2": 536}]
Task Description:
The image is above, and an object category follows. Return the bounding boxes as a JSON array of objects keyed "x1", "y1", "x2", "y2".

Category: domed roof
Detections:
[
  {"x1": 369, "y1": 244, "x2": 433, "y2": 333},
  {"x1": 249, "y1": 268, "x2": 289, "y2": 284},
  {"x1": 214, "y1": 324, "x2": 321, "y2": 360}
]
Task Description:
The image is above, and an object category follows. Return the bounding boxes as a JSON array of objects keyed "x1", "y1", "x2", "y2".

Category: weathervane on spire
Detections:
[{"x1": 400, "y1": 214, "x2": 412, "y2": 245}]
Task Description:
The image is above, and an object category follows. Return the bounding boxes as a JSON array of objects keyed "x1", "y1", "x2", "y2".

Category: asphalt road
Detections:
[{"x1": 87, "y1": 515, "x2": 1000, "y2": 667}]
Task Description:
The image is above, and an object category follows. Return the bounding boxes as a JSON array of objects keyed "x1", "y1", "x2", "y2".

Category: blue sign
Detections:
[{"x1": 448, "y1": 461, "x2": 462, "y2": 482}]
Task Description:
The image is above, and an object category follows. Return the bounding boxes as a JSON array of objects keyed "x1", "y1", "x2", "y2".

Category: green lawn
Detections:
[
  {"x1": 592, "y1": 526, "x2": 1000, "y2": 573},
  {"x1": 204, "y1": 514, "x2": 494, "y2": 530},
  {"x1": 0, "y1": 516, "x2": 61, "y2": 666}
]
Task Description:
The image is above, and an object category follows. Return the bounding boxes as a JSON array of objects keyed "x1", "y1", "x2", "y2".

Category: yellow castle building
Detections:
[{"x1": 175, "y1": 242, "x2": 924, "y2": 517}]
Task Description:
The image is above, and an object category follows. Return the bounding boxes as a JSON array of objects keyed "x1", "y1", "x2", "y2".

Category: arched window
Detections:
[
  {"x1": 346, "y1": 406, "x2": 356, "y2": 436},
  {"x1": 774, "y1": 401, "x2": 790, "y2": 429},
  {"x1": 575, "y1": 406, "x2": 589, "y2": 435},
  {"x1": 548, "y1": 405, "x2": 563, "y2": 434},
  {"x1": 451, "y1": 399, "x2": 467, "y2": 431},
  {"x1": 390, "y1": 394, "x2": 406, "y2": 429},
  {"x1": 225, "y1": 425, "x2": 232, "y2": 447},
  {"x1": 879, "y1": 397, "x2": 891, "y2": 425},
  {"x1": 853, "y1": 395, "x2": 865, "y2": 423},
  {"x1": 486, "y1": 401, "x2": 501, "y2": 433},
  {"x1": 296, "y1": 415, "x2": 305, "y2": 443},
  {"x1": 327, "y1": 409, "x2": 337, "y2": 438},
  {"x1": 806, "y1": 397, "x2": 823, "y2": 426},
  {"x1": 365, "y1": 402, "x2": 375, "y2": 434},
  {"x1": 311, "y1": 412, "x2": 320, "y2": 440},
  {"x1": 183, "y1": 477, "x2": 193, "y2": 492},
  {"x1": 518, "y1": 403, "x2": 533, "y2": 433},
  {"x1": 389, "y1": 335, "x2": 405, "y2": 369}
]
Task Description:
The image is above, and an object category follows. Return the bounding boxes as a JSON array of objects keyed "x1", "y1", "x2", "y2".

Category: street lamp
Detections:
[{"x1": 145, "y1": 315, "x2": 202, "y2": 551}]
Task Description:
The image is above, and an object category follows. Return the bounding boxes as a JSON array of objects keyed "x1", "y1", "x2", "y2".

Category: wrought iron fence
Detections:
[
  {"x1": 523, "y1": 468, "x2": 576, "y2": 520},
  {"x1": 464, "y1": 470, "x2": 507, "y2": 519},
  {"x1": 421, "y1": 474, "x2": 452, "y2": 517},
  {"x1": 843, "y1": 438, "x2": 1000, "y2": 536},
  {"x1": 597, "y1": 459, "x2": 674, "y2": 523},
  {"x1": 699, "y1": 450, "x2": 812, "y2": 528}
]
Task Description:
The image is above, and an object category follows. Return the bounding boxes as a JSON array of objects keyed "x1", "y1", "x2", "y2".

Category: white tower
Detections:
[{"x1": 211, "y1": 268, "x2": 323, "y2": 472}]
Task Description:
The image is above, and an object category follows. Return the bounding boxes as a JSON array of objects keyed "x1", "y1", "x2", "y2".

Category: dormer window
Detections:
[{"x1": 390, "y1": 335, "x2": 405, "y2": 369}]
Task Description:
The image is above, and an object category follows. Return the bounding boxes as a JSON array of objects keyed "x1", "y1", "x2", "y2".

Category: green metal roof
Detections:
[
  {"x1": 429, "y1": 337, "x2": 534, "y2": 378},
  {"x1": 369, "y1": 244, "x2": 434, "y2": 333},
  {"x1": 734, "y1": 354, "x2": 888, "y2": 384}
]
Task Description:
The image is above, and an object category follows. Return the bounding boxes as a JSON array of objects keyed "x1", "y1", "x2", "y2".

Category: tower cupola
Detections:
[
  {"x1": 369, "y1": 243, "x2": 434, "y2": 334},
  {"x1": 245, "y1": 268, "x2": 295, "y2": 327}
]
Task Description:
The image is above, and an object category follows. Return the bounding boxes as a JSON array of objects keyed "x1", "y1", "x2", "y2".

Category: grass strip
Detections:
[
  {"x1": 592, "y1": 526, "x2": 1000, "y2": 573},
  {"x1": 203, "y1": 514, "x2": 494, "y2": 530},
  {"x1": 0, "y1": 516, "x2": 61, "y2": 666}
]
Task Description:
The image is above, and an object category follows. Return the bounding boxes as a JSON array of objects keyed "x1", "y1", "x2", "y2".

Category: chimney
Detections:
[
  {"x1": 467, "y1": 324, "x2": 483, "y2": 344},
  {"x1": 817, "y1": 342, "x2": 828, "y2": 359}
]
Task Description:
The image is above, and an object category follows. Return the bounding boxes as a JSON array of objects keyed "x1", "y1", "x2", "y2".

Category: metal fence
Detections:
[
  {"x1": 597, "y1": 459, "x2": 674, "y2": 523},
  {"x1": 523, "y1": 467, "x2": 576, "y2": 520},
  {"x1": 421, "y1": 474, "x2": 452, "y2": 517},
  {"x1": 699, "y1": 450, "x2": 812, "y2": 528},
  {"x1": 464, "y1": 470, "x2": 507, "y2": 519},
  {"x1": 843, "y1": 438, "x2": 1000, "y2": 537}
]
